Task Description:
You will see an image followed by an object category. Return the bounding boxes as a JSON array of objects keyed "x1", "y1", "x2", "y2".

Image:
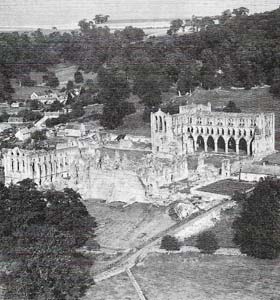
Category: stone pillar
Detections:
[
  {"x1": 225, "y1": 139, "x2": 228, "y2": 154},
  {"x1": 214, "y1": 140, "x2": 218, "y2": 152},
  {"x1": 194, "y1": 137, "x2": 198, "y2": 151},
  {"x1": 26, "y1": 158, "x2": 31, "y2": 178},
  {"x1": 236, "y1": 141, "x2": 239, "y2": 155},
  {"x1": 247, "y1": 141, "x2": 250, "y2": 156},
  {"x1": 204, "y1": 140, "x2": 207, "y2": 152}
]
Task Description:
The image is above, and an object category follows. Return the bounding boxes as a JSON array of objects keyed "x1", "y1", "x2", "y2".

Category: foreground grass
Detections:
[
  {"x1": 84, "y1": 272, "x2": 138, "y2": 300},
  {"x1": 132, "y1": 252, "x2": 280, "y2": 300}
]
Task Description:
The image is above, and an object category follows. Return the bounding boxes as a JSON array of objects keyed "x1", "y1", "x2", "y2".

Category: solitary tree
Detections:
[
  {"x1": 233, "y1": 7, "x2": 249, "y2": 17},
  {"x1": 223, "y1": 101, "x2": 241, "y2": 113},
  {"x1": 161, "y1": 235, "x2": 181, "y2": 251},
  {"x1": 47, "y1": 73, "x2": 59, "y2": 88},
  {"x1": 74, "y1": 71, "x2": 84, "y2": 84},
  {"x1": 232, "y1": 177, "x2": 280, "y2": 259},
  {"x1": 167, "y1": 19, "x2": 184, "y2": 35},
  {"x1": 196, "y1": 231, "x2": 219, "y2": 254},
  {"x1": 66, "y1": 80, "x2": 74, "y2": 90}
]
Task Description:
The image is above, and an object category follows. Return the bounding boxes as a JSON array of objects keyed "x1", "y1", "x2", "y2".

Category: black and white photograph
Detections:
[{"x1": 0, "y1": 0, "x2": 280, "y2": 299}]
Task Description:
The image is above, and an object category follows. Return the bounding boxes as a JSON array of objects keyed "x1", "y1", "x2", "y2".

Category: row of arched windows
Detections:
[{"x1": 186, "y1": 126, "x2": 254, "y2": 137}]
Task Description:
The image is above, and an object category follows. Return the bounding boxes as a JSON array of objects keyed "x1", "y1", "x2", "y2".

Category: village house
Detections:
[
  {"x1": 15, "y1": 127, "x2": 37, "y2": 141},
  {"x1": 31, "y1": 90, "x2": 68, "y2": 105},
  {"x1": 8, "y1": 116, "x2": 24, "y2": 124},
  {"x1": 64, "y1": 123, "x2": 87, "y2": 138}
]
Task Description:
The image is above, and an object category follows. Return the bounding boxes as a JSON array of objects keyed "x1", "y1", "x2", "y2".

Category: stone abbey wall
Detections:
[
  {"x1": 2, "y1": 139, "x2": 189, "y2": 202},
  {"x1": 2, "y1": 101, "x2": 276, "y2": 202},
  {"x1": 151, "y1": 103, "x2": 275, "y2": 157}
]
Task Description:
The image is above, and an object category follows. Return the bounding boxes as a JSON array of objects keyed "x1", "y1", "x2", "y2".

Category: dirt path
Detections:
[{"x1": 93, "y1": 199, "x2": 236, "y2": 283}]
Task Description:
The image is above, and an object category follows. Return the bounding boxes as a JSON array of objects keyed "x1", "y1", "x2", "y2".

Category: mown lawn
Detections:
[
  {"x1": 198, "y1": 179, "x2": 255, "y2": 196},
  {"x1": 132, "y1": 252, "x2": 280, "y2": 300}
]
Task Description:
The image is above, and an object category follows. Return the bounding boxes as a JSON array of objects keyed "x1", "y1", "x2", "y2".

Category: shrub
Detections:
[
  {"x1": 21, "y1": 77, "x2": 36, "y2": 87},
  {"x1": 160, "y1": 235, "x2": 180, "y2": 251},
  {"x1": 74, "y1": 71, "x2": 84, "y2": 84},
  {"x1": 270, "y1": 80, "x2": 280, "y2": 96},
  {"x1": 196, "y1": 231, "x2": 219, "y2": 254}
]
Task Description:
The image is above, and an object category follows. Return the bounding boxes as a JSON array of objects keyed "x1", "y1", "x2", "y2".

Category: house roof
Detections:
[
  {"x1": 8, "y1": 116, "x2": 24, "y2": 122},
  {"x1": 65, "y1": 123, "x2": 83, "y2": 130}
]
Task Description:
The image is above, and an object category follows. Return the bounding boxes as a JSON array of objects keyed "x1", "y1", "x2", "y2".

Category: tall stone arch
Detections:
[
  {"x1": 207, "y1": 136, "x2": 215, "y2": 152},
  {"x1": 186, "y1": 135, "x2": 195, "y2": 154},
  {"x1": 197, "y1": 135, "x2": 205, "y2": 152},
  {"x1": 239, "y1": 138, "x2": 247, "y2": 155},
  {"x1": 228, "y1": 137, "x2": 236, "y2": 153},
  {"x1": 217, "y1": 136, "x2": 226, "y2": 152}
]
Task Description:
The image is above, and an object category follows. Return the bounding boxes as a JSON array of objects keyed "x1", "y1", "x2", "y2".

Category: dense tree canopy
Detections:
[
  {"x1": 98, "y1": 67, "x2": 133, "y2": 129},
  {"x1": 232, "y1": 177, "x2": 280, "y2": 259},
  {"x1": 1, "y1": 7, "x2": 280, "y2": 127},
  {"x1": 0, "y1": 180, "x2": 96, "y2": 299}
]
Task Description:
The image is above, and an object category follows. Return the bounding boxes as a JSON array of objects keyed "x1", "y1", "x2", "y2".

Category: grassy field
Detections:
[
  {"x1": 48, "y1": 63, "x2": 97, "y2": 86},
  {"x1": 198, "y1": 179, "x2": 255, "y2": 196},
  {"x1": 84, "y1": 272, "x2": 138, "y2": 300},
  {"x1": 85, "y1": 199, "x2": 175, "y2": 251},
  {"x1": 184, "y1": 205, "x2": 240, "y2": 248},
  {"x1": 132, "y1": 252, "x2": 280, "y2": 300},
  {"x1": 12, "y1": 84, "x2": 55, "y2": 100}
]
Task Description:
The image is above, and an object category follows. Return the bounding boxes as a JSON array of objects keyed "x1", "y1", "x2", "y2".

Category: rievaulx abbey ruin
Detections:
[
  {"x1": 2, "y1": 102, "x2": 275, "y2": 204},
  {"x1": 152, "y1": 103, "x2": 275, "y2": 156}
]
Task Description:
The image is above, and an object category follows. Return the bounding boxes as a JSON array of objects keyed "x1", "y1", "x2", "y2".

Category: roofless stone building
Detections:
[
  {"x1": 1, "y1": 102, "x2": 275, "y2": 202},
  {"x1": 151, "y1": 103, "x2": 275, "y2": 157}
]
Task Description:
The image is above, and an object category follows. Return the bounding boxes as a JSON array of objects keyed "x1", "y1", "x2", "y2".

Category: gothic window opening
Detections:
[
  {"x1": 197, "y1": 136, "x2": 205, "y2": 152},
  {"x1": 155, "y1": 116, "x2": 158, "y2": 131},
  {"x1": 239, "y1": 138, "x2": 247, "y2": 155},
  {"x1": 228, "y1": 137, "x2": 236, "y2": 153},
  {"x1": 159, "y1": 116, "x2": 163, "y2": 131},
  {"x1": 217, "y1": 136, "x2": 226, "y2": 152},
  {"x1": 207, "y1": 136, "x2": 215, "y2": 152}
]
